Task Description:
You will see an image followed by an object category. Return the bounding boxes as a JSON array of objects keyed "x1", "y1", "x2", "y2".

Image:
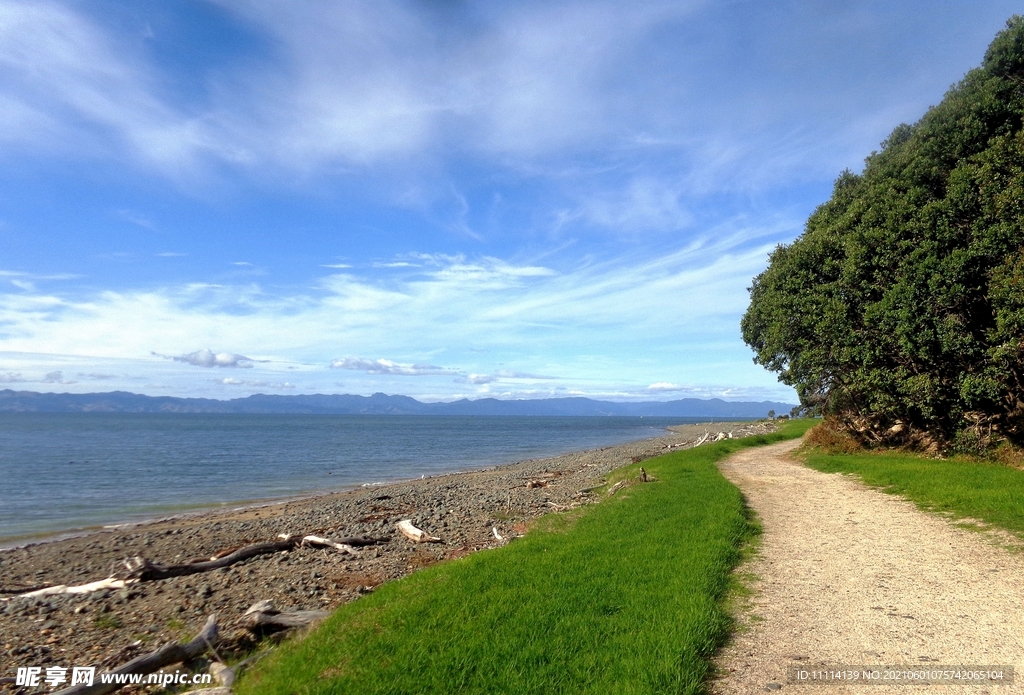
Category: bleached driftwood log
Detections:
[
  {"x1": 242, "y1": 600, "x2": 329, "y2": 631},
  {"x1": 123, "y1": 537, "x2": 301, "y2": 581},
  {"x1": 5, "y1": 533, "x2": 384, "y2": 600},
  {"x1": 208, "y1": 661, "x2": 235, "y2": 688},
  {"x1": 6, "y1": 577, "x2": 134, "y2": 601},
  {"x1": 492, "y1": 527, "x2": 503, "y2": 541},
  {"x1": 301, "y1": 535, "x2": 359, "y2": 554},
  {"x1": 396, "y1": 519, "x2": 441, "y2": 543},
  {"x1": 52, "y1": 614, "x2": 218, "y2": 695},
  {"x1": 692, "y1": 431, "x2": 712, "y2": 447},
  {"x1": 125, "y1": 533, "x2": 374, "y2": 581}
]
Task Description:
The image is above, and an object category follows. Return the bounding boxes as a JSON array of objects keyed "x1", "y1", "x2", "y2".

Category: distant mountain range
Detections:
[{"x1": 0, "y1": 389, "x2": 794, "y2": 418}]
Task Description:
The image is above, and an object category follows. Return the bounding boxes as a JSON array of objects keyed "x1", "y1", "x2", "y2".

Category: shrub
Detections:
[{"x1": 803, "y1": 421, "x2": 863, "y2": 454}]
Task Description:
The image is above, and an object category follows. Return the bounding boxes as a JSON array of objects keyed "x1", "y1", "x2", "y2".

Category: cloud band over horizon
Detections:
[{"x1": 0, "y1": 1, "x2": 1018, "y2": 401}]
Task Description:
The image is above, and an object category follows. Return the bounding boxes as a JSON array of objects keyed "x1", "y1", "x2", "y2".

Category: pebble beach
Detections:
[{"x1": 0, "y1": 421, "x2": 775, "y2": 693}]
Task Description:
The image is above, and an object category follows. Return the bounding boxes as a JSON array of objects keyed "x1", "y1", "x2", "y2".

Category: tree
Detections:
[{"x1": 741, "y1": 17, "x2": 1024, "y2": 450}]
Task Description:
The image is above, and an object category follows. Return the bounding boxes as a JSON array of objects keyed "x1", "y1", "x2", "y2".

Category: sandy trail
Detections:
[{"x1": 711, "y1": 439, "x2": 1024, "y2": 695}]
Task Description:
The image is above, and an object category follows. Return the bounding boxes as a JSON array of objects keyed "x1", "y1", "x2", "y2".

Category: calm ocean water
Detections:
[{"x1": 0, "y1": 414, "x2": 723, "y2": 545}]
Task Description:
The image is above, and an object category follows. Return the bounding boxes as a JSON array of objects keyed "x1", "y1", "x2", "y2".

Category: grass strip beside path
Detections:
[
  {"x1": 238, "y1": 420, "x2": 811, "y2": 695},
  {"x1": 802, "y1": 450, "x2": 1024, "y2": 539}
]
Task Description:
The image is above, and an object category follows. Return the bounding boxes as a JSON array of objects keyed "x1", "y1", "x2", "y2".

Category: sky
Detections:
[{"x1": 0, "y1": 0, "x2": 1019, "y2": 403}]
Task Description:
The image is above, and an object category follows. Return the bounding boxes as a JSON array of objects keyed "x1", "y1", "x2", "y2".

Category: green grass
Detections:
[
  {"x1": 237, "y1": 420, "x2": 811, "y2": 695},
  {"x1": 802, "y1": 449, "x2": 1024, "y2": 539}
]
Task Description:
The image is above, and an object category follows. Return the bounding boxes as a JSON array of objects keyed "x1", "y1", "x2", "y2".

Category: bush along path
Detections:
[
  {"x1": 711, "y1": 440, "x2": 1024, "y2": 694},
  {"x1": 237, "y1": 422, "x2": 812, "y2": 695}
]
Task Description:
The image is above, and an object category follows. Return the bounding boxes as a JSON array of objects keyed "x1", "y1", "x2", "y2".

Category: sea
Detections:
[{"x1": 0, "y1": 413, "x2": 735, "y2": 546}]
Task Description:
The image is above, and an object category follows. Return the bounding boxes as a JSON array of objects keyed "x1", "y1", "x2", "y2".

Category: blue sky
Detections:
[{"x1": 0, "y1": 1, "x2": 1018, "y2": 402}]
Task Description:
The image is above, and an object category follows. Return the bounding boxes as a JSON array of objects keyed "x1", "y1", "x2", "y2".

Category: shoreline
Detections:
[
  {"x1": 0, "y1": 421, "x2": 775, "y2": 689},
  {"x1": 1, "y1": 418, "x2": 721, "y2": 551}
]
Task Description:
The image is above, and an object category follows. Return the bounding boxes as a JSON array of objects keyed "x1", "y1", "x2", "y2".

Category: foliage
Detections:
[
  {"x1": 741, "y1": 17, "x2": 1024, "y2": 449},
  {"x1": 237, "y1": 421, "x2": 810, "y2": 695}
]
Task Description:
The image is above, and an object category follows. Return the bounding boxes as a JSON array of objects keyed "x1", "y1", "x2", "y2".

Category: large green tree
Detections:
[{"x1": 742, "y1": 17, "x2": 1024, "y2": 449}]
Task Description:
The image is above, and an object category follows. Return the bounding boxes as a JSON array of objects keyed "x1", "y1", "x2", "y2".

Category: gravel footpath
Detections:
[
  {"x1": 0, "y1": 422, "x2": 772, "y2": 694},
  {"x1": 712, "y1": 439, "x2": 1024, "y2": 695}
]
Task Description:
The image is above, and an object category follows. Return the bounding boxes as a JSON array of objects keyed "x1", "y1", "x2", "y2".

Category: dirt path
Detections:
[{"x1": 711, "y1": 439, "x2": 1024, "y2": 694}]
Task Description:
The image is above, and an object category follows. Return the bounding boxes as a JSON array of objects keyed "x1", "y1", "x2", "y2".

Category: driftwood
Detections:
[
  {"x1": 246, "y1": 610, "x2": 329, "y2": 630},
  {"x1": 396, "y1": 520, "x2": 441, "y2": 543},
  {"x1": 243, "y1": 600, "x2": 329, "y2": 631},
  {"x1": 301, "y1": 535, "x2": 359, "y2": 554},
  {"x1": 492, "y1": 527, "x2": 503, "y2": 541},
  {"x1": 300, "y1": 535, "x2": 385, "y2": 547},
  {"x1": 52, "y1": 614, "x2": 218, "y2": 695},
  {"x1": 4, "y1": 533, "x2": 384, "y2": 602},
  {"x1": 208, "y1": 662, "x2": 235, "y2": 687},
  {"x1": 577, "y1": 481, "x2": 606, "y2": 495},
  {"x1": 692, "y1": 431, "x2": 712, "y2": 447},
  {"x1": 0, "y1": 584, "x2": 50, "y2": 595},
  {"x1": 124, "y1": 533, "x2": 373, "y2": 582},
  {"x1": 123, "y1": 538, "x2": 299, "y2": 581},
  {"x1": 7, "y1": 577, "x2": 134, "y2": 600}
]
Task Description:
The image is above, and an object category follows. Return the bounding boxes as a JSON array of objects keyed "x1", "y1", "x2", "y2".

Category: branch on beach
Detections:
[
  {"x1": 2, "y1": 533, "x2": 385, "y2": 600},
  {"x1": 396, "y1": 519, "x2": 442, "y2": 543},
  {"x1": 123, "y1": 534, "x2": 377, "y2": 582},
  {"x1": 692, "y1": 431, "x2": 712, "y2": 447},
  {"x1": 243, "y1": 599, "x2": 329, "y2": 632},
  {"x1": 3, "y1": 577, "x2": 135, "y2": 601},
  {"x1": 0, "y1": 584, "x2": 51, "y2": 595},
  {"x1": 300, "y1": 535, "x2": 360, "y2": 554},
  {"x1": 52, "y1": 614, "x2": 218, "y2": 695},
  {"x1": 122, "y1": 537, "x2": 301, "y2": 581}
]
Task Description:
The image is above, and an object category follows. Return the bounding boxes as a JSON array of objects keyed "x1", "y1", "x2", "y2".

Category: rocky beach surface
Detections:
[{"x1": 0, "y1": 421, "x2": 775, "y2": 693}]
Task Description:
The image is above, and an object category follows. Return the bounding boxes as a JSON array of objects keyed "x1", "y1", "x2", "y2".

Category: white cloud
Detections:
[
  {"x1": 0, "y1": 0, "x2": 220, "y2": 175},
  {"x1": 495, "y1": 370, "x2": 559, "y2": 380},
  {"x1": 220, "y1": 377, "x2": 294, "y2": 389},
  {"x1": 0, "y1": 371, "x2": 25, "y2": 383},
  {"x1": 648, "y1": 382, "x2": 683, "y2": 391},
  {"x1": 0, "y1": 0, "x2": 1009, "y2": 215},
  {"x1": 558, "y1": 177, "x2": 694, "y2": 234},
  {"x1": 461, "y1": 374, "x2": 496, "y2": 385},
  {"x1": 42, "y1": 370, "x2": 75, "y2": 384},
  {"x1": 330, "y1": 357, "x2": 451, "y2": 376},
  {"x1": 0, "y1": 234, "x2": 798, "y2": 399},
  {"x1": 116, "y1": 209, "x2": 157, "y2": 231},
  {"x1": 164, "y1": 348, "x2": 254, "y2": 368}
]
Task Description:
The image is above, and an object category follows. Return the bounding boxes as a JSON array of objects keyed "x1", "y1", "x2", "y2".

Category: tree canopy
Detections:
[{"x1": 742, "y1": 17, "x2": 1024, "y2": 450}]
